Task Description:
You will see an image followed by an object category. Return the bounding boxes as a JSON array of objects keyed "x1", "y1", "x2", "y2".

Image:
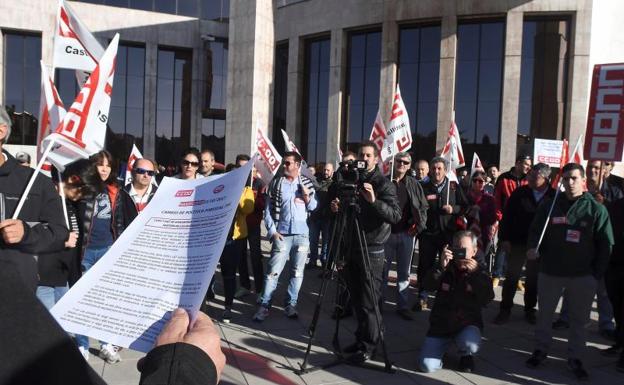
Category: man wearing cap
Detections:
[
  {"x1": 0, "y1": 106, "x2": 68, "y2": 291},
  {"x1": 493, "y1": 163, "x2": 555, "y2": 325}
]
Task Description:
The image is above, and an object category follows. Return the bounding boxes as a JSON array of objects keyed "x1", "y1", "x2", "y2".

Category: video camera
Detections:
[{"x1": 335, "y1": 159, "x2": 369, "y2": 207}]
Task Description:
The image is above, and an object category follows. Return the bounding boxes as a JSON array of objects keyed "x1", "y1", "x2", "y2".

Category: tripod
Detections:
[{"x1": 296, "y1": 193, "x2": 394, "y2": 374}]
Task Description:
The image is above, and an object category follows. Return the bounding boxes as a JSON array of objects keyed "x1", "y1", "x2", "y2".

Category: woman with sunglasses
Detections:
[
  {"x1": 175, "y1": 148, "x2": 202, "y2": 180},
  {"x1": 76, "y1": 150, "x2": 123, "y2": 363},
  {"x1": 465, "y1": 171, "x2": 500, "y2": 252}
]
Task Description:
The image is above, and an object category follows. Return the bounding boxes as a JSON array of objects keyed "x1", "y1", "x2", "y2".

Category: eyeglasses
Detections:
[
  {"x1": 472, "y1": 179, "x2": 485, "y2": 184},
  {"x1": 182, "y1": 160, "x2": 200, "y2": 167},
  {"x1": 283, "y1": 161, "x2": 298, "y2": 167},
  {"x1": 396, "y1": 160, "x2": 411, "y2": 166},
  {"x1": 134, "y1": 168, "x2": 155, "y2": 176}
]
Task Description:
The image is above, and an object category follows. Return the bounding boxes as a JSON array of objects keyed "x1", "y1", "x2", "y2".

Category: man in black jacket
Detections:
[
  {"x1": 416, "y1": 156, "x2": 468, "y2": 311},
  {"x1": 0, "y1": 106, "x2": 69, "y2": 291},
  {"x1": 116, "y1": 158, "x2": 158, "y2": 234},
  {"x1": 330, "y1": 141, "x2": 401, "y2": 362},
  {"x1": 417, "y1": 230, "x2": 494, "y2": 373},
  {"x1": 494, "y1": 163, "x2": 555, "y2": 325},
  {"x1": 382, "y1": 151, "x2": 428, "y2": 320}
]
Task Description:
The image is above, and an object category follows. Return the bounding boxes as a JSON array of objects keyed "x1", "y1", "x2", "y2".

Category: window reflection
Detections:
[
  {"x1": 4, "y1": 32, "x2": 41, "y2": 145},
  {"x1": 272, "y1": 43, "x2": 288, "y2": 154},
  {"x1": 344, "y1": 30, "x2": 381, "y2": 151},
  {"x1": 157, "y1": 47, "x2": 192, "y2": 168},
  {"x1": 518, "y1": 18, "x2": 570, "y2": 141},
  {"x1": 303, "y1": 38, "x2": 330, "y2": 163},
  {"x1": 455, "y1": 20, "x2": 504, "y2": 167},
  {"x1": 398, "y1": 25, "x2": 441, "y2": 162},
  {"x1": 74, "y1": 0, "x2": 229, "y2": 20},
  {"x1": 202, "y1": 39, "x2": 227, "y2": 163}
]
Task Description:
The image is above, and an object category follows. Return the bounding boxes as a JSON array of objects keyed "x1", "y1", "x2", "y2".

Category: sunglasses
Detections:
[
  {"x1": 283, "y1": 161, "x2": 298, "y2": 167},
  {"x1": 472, "y1": 179, "x2": 485, "y2": 184},
  {"x1": 396, "y1": 160, "x2": 411, "y2": 166},
  {"x1": 134, "y1": 168, "x2": 155, "y2": 176},
  {"x1": 182, "y1": 160, "x2": 200, "y2": 167}
]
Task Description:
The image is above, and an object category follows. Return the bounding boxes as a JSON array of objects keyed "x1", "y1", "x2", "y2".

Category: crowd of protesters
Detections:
[{"x1": 2, "y1": 101, "x2": 624, "y2": 384}]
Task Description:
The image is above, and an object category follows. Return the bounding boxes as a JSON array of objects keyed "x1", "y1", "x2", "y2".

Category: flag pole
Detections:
[
  {"x1": 536, "y1": 179, "x2": 562, "y2": 250},
  {"x1": 57, "y1": 168, "x2": 70, "y2": 229},
  {"x1": 12, "y1": 139, "x2": 56, "y2": 219}
]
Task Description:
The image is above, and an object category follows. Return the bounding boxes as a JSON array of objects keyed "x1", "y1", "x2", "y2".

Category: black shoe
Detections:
[
  {"x1": 396, "y1": 308, "x2": 415, "y2": 321},
  {"x1": 342, "y1": 341, "x2": 365, "y2": 354},
  {"x1": 567, "y1": 358, "x2": 589, "y2": 381},
  {"x1": 601, "y1": 344, "x2": 621, "y2": 357},
  {"x1": 206, "y1": 290, "x2": 216, "y2": 301},
  {"x1": 599, "y1": 328, "x2": 617, "y2": 341},
  {"x1": 526, "y1": 350, "x2": 547, "y2": 368},
  {"x1": 524, "y1": 311, "x2": 537, "y2": 325},
  {"x1": 346, "y1": 347, "x2": 371, "y2": 364},
  {"x1": 458, "y1": 355, "x2": 474, "y2": 373},
  {"x1": 493, "y1": 310, "x2": 511, "y2": 325},
  {"x1": 552, "y1": 319, "x2": 569, "y2": 330}
]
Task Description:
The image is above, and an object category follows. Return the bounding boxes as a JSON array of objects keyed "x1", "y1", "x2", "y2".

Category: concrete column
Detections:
[
  {"x1": 436, "y1": 14, "x2": 457, "y2": 152},
  {"x1": 142, "y1": 42, "x2": 157, "y2": 159},
  {"x1": 285, "y1": 36, "x2": 303, "y2": 144},
  {"x1": 190, "y1": 45, "x2": 202, "y2": 149},
  {"x1": 225, "y1": 0, "x2": 274, "y2": 163},
  {"x1": 499, "y1": 11, "x2": 523, "y2": 171},
  {"x1": 379, "y1": 1, "x2": 398, "y2": 124},
  {"x1": 325, "y1": 28, "x2": 346, "y2": 164}
]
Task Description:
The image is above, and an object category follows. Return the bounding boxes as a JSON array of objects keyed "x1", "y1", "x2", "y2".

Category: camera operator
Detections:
[
  {"x1": 329, "y1": 141, "x2": 401, "y2": 363},
  {"x1": 418, "y1": 230, "x2": 494, "y2": 373}
]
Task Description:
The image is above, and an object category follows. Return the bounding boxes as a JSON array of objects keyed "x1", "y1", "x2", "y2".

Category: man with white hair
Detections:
[{"x1": 0, "y1": 105, "x2": 68, "y2": 291}]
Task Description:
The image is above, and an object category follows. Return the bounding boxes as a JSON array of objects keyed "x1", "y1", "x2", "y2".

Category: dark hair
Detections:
[
  {"x1": 225, "y1": 163, "x2": 237, "y2": 172},
  {"x1": 486, "y1": 164, "x2": 498, "y2": 171},
  {"x1": 283, "y1": 151, "x2": 302, "y2": 163},
  {"x1": 471, "y1": 171, "x2": 487, "y2": 180},
  {"x1": 359, "y1": 140, "x2": 379, "y2": 157},
  {"x1": 562, "y1": 163, "x2": 585, "y2": 178},
  {"x1": 83, "y1": 150, "x2": 117, "y2": 193},
  {"x1": 181, "y1": 148, "x2": 201, "y2": 163},
  {"x1": 235, "y1": 154, "x2": 250, "y2": 164},
  {"x1": 531, "y1": 163, "x2": 551, "y2": 180},
  {"x1": 342, "y1": 150, "x2": 357, "y2": 160},
  {"x1": 516, "y1": 154, "x2": 532, "y2": 163}
]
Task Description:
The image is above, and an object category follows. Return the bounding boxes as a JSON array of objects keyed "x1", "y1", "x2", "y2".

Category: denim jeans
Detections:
[
  {"x1": 418, "y1": 325, "x2": 482, "y2": 373},
  {"x1": 382, "y1": 232, "x2": 415, "y2": 310},
  {"x1": 558, "y1": 277, "x2": 615, "y2": 331},
  {"x1": 492, "y1": 247, "x2": 506, "y2": 278},
  {"x1": 76, "y1": 246, "x2": 110, "y2": 349},
  {"x1": 259, "y1": 234, "x2": 309, "y2": 307},
  {"x1": 308, "y1": 218, "x2": 331, "y2": 266},
  {"x1": 36, "y1": 285, "x2": 69, "y2": 310}
]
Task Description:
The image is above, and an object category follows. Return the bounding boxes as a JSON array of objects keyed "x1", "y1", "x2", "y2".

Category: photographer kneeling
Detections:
[
  {"x1": 418, "y1": 230, "x2": 494, "y2": 373},
  {"x1": 329, "y1": 141, "x2": 401, "y2": 363}
]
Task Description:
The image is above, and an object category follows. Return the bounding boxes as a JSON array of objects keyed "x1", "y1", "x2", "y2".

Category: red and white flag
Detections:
[
  {"x1": 280, "y1": 129, "x2": 316, "y2": 181},
  {"x1": 38, "y1": 61, "x2": 67, "y2": 174},
  {"x1": 441, "y1": 120, "x2": 465, "y2": 182},
  {"x1": 368, "y1": 111, "x2": 391, "y2": 175},
  {"x1": 254, "y1": 128, "x2": 283, "y2": 185},
  {"x1": 125, "y1": 143, "x2": 143, "y2": 185},
  {"x1": 53, "y1": 0, "x2": 104, "y2": 73},
  {"x1": 384, "y1": 84, "x2": 412, "y2": 157},
  {"x1": 471, "y1": 152, "x2": 485, "y2": 177},
  {"x1": 42, "y1": 34, "x2": 119, "y2": 170},
  {"x1": 551, "y1": 134, "x2": 584, "y2": 188}
]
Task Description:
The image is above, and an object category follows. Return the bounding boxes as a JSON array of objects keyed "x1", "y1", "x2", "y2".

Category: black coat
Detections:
[
  {"x1": 117, "y1": 183, "x2": 158, "y2": 235},
  {"x1": 0, "y1": 259, "x2": 218, "y2": 385},
  {"x1": 424, "y1": 263, "x2": 494, "y2": 337},
  {"x1": 388, "y1": 174, "x2": 429, "y2": 234},
  {"x1": 0, "y1": 151, "x2": 68, "y2": 291},
  {"x1": 499, "y1": 185, "x2": 556, "y2": 245},
  {"x1": 421, "y1": 177, "x2": 468, "y2": 236}
]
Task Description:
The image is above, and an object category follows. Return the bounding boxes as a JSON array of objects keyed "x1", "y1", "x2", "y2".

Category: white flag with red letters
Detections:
[
  {"x1": 368, "y1": 110, "x2": 391, "y2": 175},
  {"x1": 254, "y1": 128, "x2": 283, "y2": 185},
  {"x1": 280, "y1": 129, "x2": 316, "y2": 181},
  {"x1": 53, "y1": 0, "x2": 105, "y2": 72},
  {"x1": 471, "y1": 152, "x2": 485, "y2": 177},
  {"x1": 383, "y1": 84, "x2": 412, "y2": 157},
  {"x1": 125, "y1": 144, "x2": 144, "y2": 185},
  {"x1": 38, "y1": 61, "x2": 67, "y2": 175},
  {"x1": 42, "y1": 34, "x2": 119, "y2": 170}
]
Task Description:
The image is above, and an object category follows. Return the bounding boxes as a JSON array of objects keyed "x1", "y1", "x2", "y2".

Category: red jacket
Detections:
[{"x1": 494, "y1": 168, "x2": 528, "y2": 215}]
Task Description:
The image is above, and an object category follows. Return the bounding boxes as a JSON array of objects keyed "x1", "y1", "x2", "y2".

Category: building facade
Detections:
[{"x1": 1, "y1": 0, "x2": 623, "y2": 172}]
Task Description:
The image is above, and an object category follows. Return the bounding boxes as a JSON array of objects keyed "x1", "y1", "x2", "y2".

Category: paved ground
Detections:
[{"x1": 88, "y1": 244, "x2": 622, "y2": 385}]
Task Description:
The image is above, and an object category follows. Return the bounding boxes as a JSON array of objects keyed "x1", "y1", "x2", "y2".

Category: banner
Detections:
[
  {"x1": 441, "y1": 120, "x2": 465, "y2": 169},
  {"x1": 38, "y1": 61, "x2": 67, "y2": 173},
  {"x1": 254, "y1": 128, "x2": 282, "y2": 185},
  {"x1": 384, "y1": 84, "x2": 412, "y2": 156},
  {"x1": 368, "y1": 111, "x2": 391, "y2": 175},
  {"x1": 533, "y1": 138, "x2": 563, "y2": 167},
  {"x1": 583, "y1": 63, "x2": 624, "y2": 161},
  {"x1": 53, "y1": 0, "x2": 105, "y2": 72},
  {"x1": 280, "y1": 129, "x2": 316, "y2": 180},
  {"x1": 125, "y1": 143, "x2": 143, "y2": 185},
  {"x1": 471, "y1": 152, "x2": 485, "y2": 177},
  {"x1": 42, "y1": 34, "x2": 119, "y2": 170},
  {"x1": 51, "y1": 160, "x2": 254, "y2": 353}
]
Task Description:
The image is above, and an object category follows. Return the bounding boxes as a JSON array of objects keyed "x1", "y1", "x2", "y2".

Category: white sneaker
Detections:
[
  {"x1": 284, "y1": 305, "x2": 298, "y2": 319},
  {"x1": 99, "y1": 344, "x2": 122, "y2": 364},
  {"x1": 78, "y1": 346, "x2": 90, "y2": 361},
  {"x1": 253, "y1": 306, "x2": 269, "y2": 322}
]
